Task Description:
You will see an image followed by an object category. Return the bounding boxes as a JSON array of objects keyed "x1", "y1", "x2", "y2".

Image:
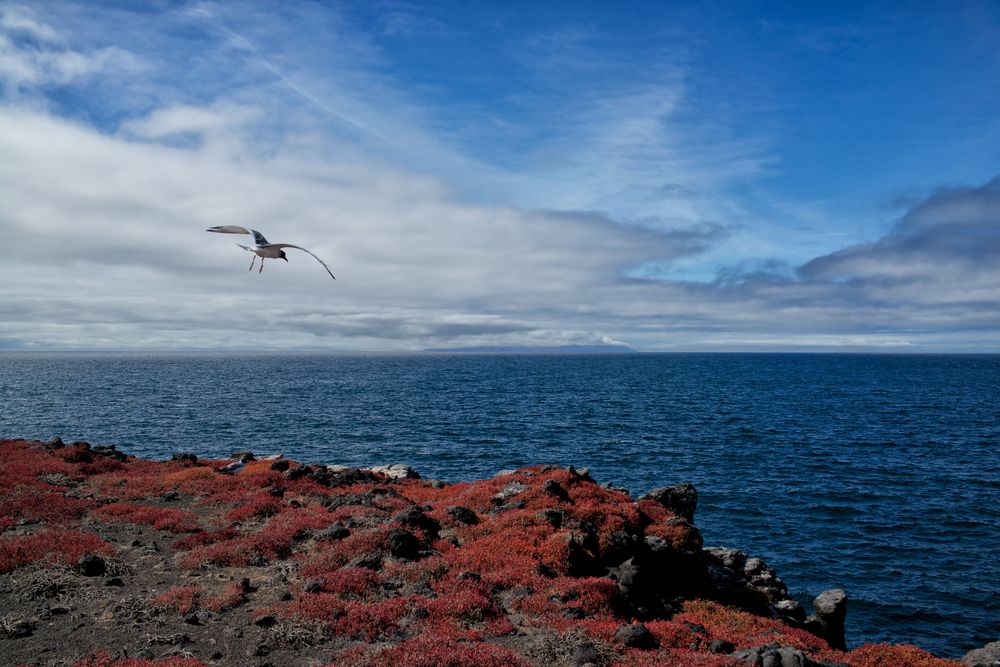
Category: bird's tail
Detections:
[{"x1": 236, "y1": 243, "x2": 250, "y2": 251}]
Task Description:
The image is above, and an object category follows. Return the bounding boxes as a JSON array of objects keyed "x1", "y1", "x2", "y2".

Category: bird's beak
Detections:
[{"x1": 283, "y1": 256, "x2": 288, "y2": 262}]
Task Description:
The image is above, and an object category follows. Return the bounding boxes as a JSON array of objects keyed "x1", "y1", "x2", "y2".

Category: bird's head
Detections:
[{"x1": 279, "y1": 250, "x2": 288, "y2": 262}]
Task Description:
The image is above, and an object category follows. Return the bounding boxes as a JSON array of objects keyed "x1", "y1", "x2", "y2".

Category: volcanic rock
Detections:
[
  {"x1": 493, "y1": 481, "x2": 528, "y2": 503},
  {"x1": 708, "y1": 638, "x2": 735, "y2": 654},
  {"x1": 733, "y1": 643, "x2": 828, "y2": 667},
  {"x1": 315, "y1": 522, "x2": 351, "y2": 541},
  {"x1": 387, "y1": 529, "x2": 420, "y2": 560},
  {"x1": 446, "y1": 506, "x2": 479, "y2": 525},
  {"x1": 804, "y1": 589, "x2": 848, "y2": 651},
  {"x1": 542, "y1": 478, "x2": 571, "y2": 502},
  {"x1": 3, "y1": 619, "x2": 35, "y2": 639},
  {"x1": 78, "y1": 553, "x2": 106, "y2": 577},
  {"x1": 639, "y1": 483, "x2": 698, "y2": 522},
  {"x1": 615, "y1": 622, "x2": 658, "y2": 649},
  {"x1": 963, "y1": 640, "x2": 1000, "y2": 667},
  {"x1": 395, "y1": 507, "x2": 440, "y2": 538},
  {"x1": 571, "y1": 640, "x2": 603, "y2": 667},
  {"x1": 537, "y1": 508, "x2": 564, "y2": 529},
  {"x1": 370, "y1": 463, "x2": 420, "y2": 480}
]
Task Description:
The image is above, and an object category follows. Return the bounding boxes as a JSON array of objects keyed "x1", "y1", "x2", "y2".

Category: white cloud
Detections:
[
  {"x1": 0, "y1": 105, "x2": 726, "y2": 350},
  {"x1": 120, "y1": 103, "x2": 261, "y2": 140},
  {"x1": 3, "y1": 99, "x2": 998, "y2": 352},
  {"x1": 1, "y1": 5, "x2": 60, "y2": 42},
  {"x1": 0, "y1": 6, "x2": 142, "y2": 93}
]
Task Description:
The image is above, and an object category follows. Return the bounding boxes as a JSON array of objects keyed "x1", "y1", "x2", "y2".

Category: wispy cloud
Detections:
[
  {"x1": 0, "y1": 4, "x2": 142, "y2": 95},
  {"x1": 1, "y1": 4, "x2": 60, "y2": 42}
]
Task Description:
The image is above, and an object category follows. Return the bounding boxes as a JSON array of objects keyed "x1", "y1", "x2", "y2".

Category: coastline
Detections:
[{"x1": 0, "y1": 438, "x2": 984, "y2": 666}]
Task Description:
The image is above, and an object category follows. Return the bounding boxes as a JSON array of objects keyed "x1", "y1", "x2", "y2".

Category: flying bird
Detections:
[{"x1": 206, "y1": 225, "x2": 336, "y2": 280}]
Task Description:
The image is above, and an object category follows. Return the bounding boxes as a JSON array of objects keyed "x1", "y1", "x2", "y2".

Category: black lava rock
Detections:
[
  {"x1": 542, "y1": 479, "x2": 572, "y2": 502},
  {"x1": 316, "y1": 522, "x2": 351, "y2": 541},
  {"x1": 446, "y1": 506, "x2": 479, "y2": 525},
  {"x1": 638, "y1": 483, "x2": 698, "y2": 523},
  {"x1": 733, "y1": 644, "x2": 827, "y2": 667},
  {"x1": 348, "y1": 553, "x2": 384, "y2": 570},
  {"x1": 387, "y1": 529, "x2": 420, "y2": 561},
  {"x1": 395, "y1": 507, "x2": 441, "y2": 538},
  {"x1": 708, "y1": 638, "x2": 735, "y2": 654},
  {"x1": 539, "y1": 509, "x2": 564, "y2": 529},
  {"x1": 5, "y1": 619, "x2": 34, "y2": 639},
  {"x1": 78, "y1": 553, "x2": 106, "y2": 577},
  {"x1": 615, "y1": 622, "x2": 658, "y2": 649}
]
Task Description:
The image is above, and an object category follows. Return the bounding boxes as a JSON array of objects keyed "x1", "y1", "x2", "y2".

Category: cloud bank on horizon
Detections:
[{"x1": 1, "y1": 1, "x2": 998, "y2": 352}]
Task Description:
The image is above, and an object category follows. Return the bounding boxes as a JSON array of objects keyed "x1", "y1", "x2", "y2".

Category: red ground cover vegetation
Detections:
[
  {"x1": 840, "y1": 644, "x2": 960, "y2": 667},
  {"x1": 149, "y1": 582, "x2": 247, "y2": 614},
  {"x1": 150, "y1": 583, "x2": 204, "y2": 614},
  {"x1": 92, "y1": 502, "x2": 201, "y2": 533},
  {"x1": 0, "y1": 439, "x2": 961, "y2": 666},
  {"x1": 0, "y1": 528, "x2": 112, "y2": 574}
]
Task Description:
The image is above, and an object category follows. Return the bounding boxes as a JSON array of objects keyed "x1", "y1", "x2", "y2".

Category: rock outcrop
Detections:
[
  {"x1": 805, "y1": 588, "x2": 848, "y2": 651},
  {"x1": 0, "y1": 438, "x2": 963, "y2": 667},
  {"x1": 963, "y1": 640, "x2": 1000, "y2": 667}
]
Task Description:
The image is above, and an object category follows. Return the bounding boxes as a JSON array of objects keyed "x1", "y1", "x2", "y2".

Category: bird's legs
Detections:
[
  {"x1": 248, "y1": 255, "x2": 257, "y2": 271},
  {"x1": 259, "y1": 258, "x2": 265, "y2": 274}
]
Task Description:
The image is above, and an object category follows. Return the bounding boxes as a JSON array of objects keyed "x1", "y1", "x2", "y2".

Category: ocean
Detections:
[{"x1": 0, "y1": 352, "x2": 996, "y2": 658}]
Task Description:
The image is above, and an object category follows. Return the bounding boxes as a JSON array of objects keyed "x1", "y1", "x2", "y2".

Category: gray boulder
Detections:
[
  {"x1": 733, "y1": 643, "x2": 828, "y2": 667},
  {"x1": 370, "y1": 463, "x2": 420, "y2": 479},
  {"x1": 804, "y1": 589, "x2": 847, "y2": 651},
  {"x1": 963, "y1": 640, "x2": 1000, "y2": 667}
]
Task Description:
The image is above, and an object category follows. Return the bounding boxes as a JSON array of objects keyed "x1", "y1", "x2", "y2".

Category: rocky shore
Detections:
[{"x1": 0, "y1": 438, "x2": 987, "y2": 666}]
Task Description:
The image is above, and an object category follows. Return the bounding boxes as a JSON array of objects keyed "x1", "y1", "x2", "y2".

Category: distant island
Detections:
[{"x1": 424, "y1": 344, "x2": 638, "y2": 354}]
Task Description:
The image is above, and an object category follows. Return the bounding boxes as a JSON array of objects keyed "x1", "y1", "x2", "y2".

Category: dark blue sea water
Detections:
[{"x1": 1, "y1": 352, "x2": 997, "y2": 658}]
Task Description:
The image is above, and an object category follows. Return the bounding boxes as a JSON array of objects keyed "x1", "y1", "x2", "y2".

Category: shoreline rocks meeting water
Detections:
[{"x1": 0, "y1": 437, "x2": 988, "y2": 666}]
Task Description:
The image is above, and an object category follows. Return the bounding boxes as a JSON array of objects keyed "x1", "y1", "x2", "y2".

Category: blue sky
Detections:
[{"x1": 1, "y1": 1, "x2": 999, "y2": 351}]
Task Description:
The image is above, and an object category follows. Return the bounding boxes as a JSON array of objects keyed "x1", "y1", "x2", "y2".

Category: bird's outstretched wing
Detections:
[
  {"x1": 206, "y1": 225, "x2": 269, "y2": 246},
  {"x1": 271, "y1": 243, "x2": 336, "y2": 280}
]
